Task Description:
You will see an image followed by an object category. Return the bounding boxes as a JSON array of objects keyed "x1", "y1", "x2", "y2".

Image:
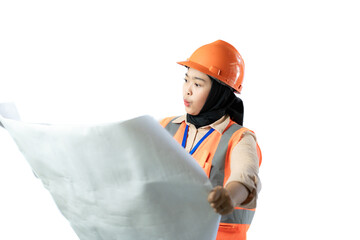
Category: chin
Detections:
[{"x1": 185, "y1": 109, "x2": 199, "y2": 115}]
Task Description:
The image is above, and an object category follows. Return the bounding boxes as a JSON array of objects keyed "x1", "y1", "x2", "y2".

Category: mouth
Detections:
[{"x1": 184, "y1": 99, "x2": 190, "y2": 107}]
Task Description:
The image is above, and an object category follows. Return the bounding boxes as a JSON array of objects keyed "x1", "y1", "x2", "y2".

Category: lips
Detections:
[{"x1": 184, "y1": 99, "x2": 190, "y2": 107}]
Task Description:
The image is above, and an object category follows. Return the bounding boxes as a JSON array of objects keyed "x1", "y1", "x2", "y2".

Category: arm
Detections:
[{"x1": 207, "y1": 131, "x2": 260, "y2": 215}]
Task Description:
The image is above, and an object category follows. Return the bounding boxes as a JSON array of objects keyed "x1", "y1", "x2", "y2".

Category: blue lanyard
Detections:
[{"x1": 182, "y1": 125, "x2": 215, "y2": 155}]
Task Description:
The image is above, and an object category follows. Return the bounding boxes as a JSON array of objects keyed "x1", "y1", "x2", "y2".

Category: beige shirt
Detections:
[{"x1": 172, "y1": 114, "x2": 261, "y2": 208}]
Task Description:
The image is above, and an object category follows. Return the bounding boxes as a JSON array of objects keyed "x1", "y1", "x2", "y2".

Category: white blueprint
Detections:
[{"x1": 0, "y1": 104, "x2": 220, "y2": 240}]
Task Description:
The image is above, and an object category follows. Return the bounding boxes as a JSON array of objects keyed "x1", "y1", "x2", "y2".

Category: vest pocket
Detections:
[
  {"x1": 204, "y1": 162, "x2": 211, "y2": 177},
  {"x1": 218, "y1": 222, "x2": 238, "y2": 231},
  {"x1": 217, "y1": 223, "x2": 248, "y2": 239},
  {"x1": 198, "y1": 150, "x2": 211, "y2": 177}
]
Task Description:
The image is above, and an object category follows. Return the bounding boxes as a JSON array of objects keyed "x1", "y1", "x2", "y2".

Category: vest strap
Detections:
[
  {"x1": 164, "y1": 116, "x2": 180, "y2": 136},
  {"x1": 209, "y1": 122, "x2": 242, "y2": 187}
]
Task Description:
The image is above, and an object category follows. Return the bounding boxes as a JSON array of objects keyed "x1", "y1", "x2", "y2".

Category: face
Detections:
[{"x1": 183, "y1": 68, "x2": 212, "y2": 115}]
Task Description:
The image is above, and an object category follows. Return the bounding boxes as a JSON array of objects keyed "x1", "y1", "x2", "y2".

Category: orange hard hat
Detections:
[{"x1": 177, "y1": 40, "x2": 245, "y2": 93}]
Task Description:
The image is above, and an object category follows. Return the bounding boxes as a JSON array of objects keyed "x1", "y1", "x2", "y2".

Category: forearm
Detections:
[{"x1": 225, "y1": 181, "x2": 250, "y2": 206}]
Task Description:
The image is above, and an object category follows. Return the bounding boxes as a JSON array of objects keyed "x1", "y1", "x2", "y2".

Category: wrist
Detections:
[{"x1": 225, "y1": 181, "x2": 249, "y2": 206}]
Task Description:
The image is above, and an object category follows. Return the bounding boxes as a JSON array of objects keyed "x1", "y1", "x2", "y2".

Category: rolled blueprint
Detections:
[{"x1": 0, "y1": 113, "x2": 220, "y2": 240}]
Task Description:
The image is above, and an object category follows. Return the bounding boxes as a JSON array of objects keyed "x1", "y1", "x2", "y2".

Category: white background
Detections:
[{"x1": 1, "y1": 0, "x2": 360, "y2": 239}]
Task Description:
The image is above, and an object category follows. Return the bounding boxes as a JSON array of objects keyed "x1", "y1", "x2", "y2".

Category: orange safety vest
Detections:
[{"x1": 160, "y1": 116, "x2": 262, "y2": 240}]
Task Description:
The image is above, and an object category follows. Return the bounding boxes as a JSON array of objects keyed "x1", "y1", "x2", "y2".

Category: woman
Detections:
[{"x1": 160, "y1": 40, "x2": 262, "y2": 240}]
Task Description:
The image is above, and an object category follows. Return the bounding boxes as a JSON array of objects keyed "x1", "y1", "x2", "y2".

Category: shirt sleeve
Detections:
[{"x1": 224, "y1": 131, "x2": 261, "y2": 209}]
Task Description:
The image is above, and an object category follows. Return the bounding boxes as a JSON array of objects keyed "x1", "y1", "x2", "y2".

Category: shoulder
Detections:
[
  {"x1": 159, "y1": 115, "x2": 185, "y2": 128},
  {"x1": 225, "y1": 121, "x2": 257, "y2": 142},
  {"x1": 229, "y1": 124, "x2": 258, "y2": 152},
  {"x1": 159, "y1": 116, "x2": 175, "y2": 128},
  {"x1": 239, "y1": 129, "x2": 257, "y2": 142},
  {"x1": 229, "y1": 124, "x2": 262, "y2": 166}
]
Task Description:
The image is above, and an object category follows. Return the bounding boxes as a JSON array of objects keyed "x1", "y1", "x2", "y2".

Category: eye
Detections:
[
  {"x1": 184, "y1": 78, "x2": 188, "y2": 82},
  {"x1": 195, "y1": 83, "x2": 201, "y2": 87}
]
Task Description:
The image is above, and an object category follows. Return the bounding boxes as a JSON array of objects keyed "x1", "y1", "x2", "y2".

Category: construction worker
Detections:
[{"x1": 160, "y1": 40, "x2": 262, "y2": 240}]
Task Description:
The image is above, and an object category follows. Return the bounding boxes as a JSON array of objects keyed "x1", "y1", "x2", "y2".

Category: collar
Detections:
[{"x1": 172, "y1": 114, "x2": 230, "y2": 134}]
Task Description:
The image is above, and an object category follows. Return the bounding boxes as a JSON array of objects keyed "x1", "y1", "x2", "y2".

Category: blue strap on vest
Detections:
[{"x1": 182, "y1": 125, "x2": 215, "y2": 155}]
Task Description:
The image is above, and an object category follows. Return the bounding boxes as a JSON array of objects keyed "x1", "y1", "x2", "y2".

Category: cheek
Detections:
[
  {"x1": 199, "y1": 87, "x2": 211, "y2": 103},
  {"x1": 195, "y1": 89, "x2": 210, "y2": 108}
]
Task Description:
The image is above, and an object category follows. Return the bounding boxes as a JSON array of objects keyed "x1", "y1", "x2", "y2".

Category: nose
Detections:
[{"x1": 185, "y1": 84, "x2": 192, "y2": 96}]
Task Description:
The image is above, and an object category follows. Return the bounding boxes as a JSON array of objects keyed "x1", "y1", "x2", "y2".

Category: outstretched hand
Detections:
[{"x1": 207, "y1": 186, "x2": 235, "y2": 215}]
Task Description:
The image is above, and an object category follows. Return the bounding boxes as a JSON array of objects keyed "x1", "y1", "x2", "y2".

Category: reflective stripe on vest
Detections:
[
  {"x1": 164, "y1": 117, "x2": 179, "y2": 135},
  {"x1": 209, "y1": 123, "x2": 242, "y2": 187},
  {"x1": 162, "y1": 117, "x2": 256, "y2": 227},
  {"x1": 221, "y1": 208, "x2": 255, "y2": 225}
]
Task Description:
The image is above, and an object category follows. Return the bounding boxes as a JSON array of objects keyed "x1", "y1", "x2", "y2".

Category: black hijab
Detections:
[{"x1": 187, "y1": 76, "x2": 244, "y2": 128}]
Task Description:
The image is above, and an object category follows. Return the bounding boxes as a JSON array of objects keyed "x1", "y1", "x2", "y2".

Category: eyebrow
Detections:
[{"x1": 185, "y1": 73, "x2": 206, "y2": 82}]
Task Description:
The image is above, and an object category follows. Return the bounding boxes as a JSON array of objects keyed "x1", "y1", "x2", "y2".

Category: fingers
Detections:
[
  {"x1": 207, "y1": 186, "x2": 223, "y2": 203},
  {"x1": 208, "y1": 186, "x2": 235, "y2": 215},
  {"x1": 217, "y1": 204, "x2": 234, "y2": 215}
]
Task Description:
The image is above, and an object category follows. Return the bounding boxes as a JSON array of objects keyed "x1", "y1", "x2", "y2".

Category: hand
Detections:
[{"x1": 207, "y1": 186, "x2": 235, "y2": 215}]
